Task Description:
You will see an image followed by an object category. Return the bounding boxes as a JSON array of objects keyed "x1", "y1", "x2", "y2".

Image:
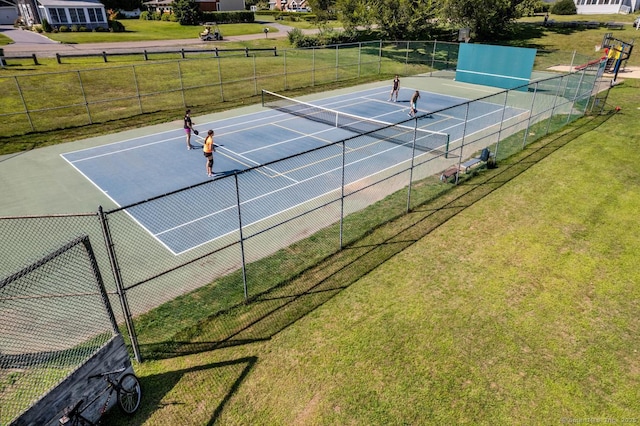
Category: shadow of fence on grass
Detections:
[{"x1": 140, "y1": 111, "x2": 615, "y2": 362}]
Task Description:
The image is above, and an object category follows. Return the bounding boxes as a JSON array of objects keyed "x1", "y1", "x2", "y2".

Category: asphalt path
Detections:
[{"x1": 0, "y1": 22, "x2": 316, "y2": 57}]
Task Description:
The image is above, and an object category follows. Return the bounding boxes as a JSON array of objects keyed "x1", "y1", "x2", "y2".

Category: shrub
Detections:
[
  {"x1": 59, "y1": 25, "x2": 69, "y2": 32},
  {"x1": 41, "y1": 18, "x2": 52, "y2": 32},
  {"x1": 200, "y1": 10, "x2": 255, "y2": 23},
  {"x1": 161, "y1": 12, "x2": 171, "y2": 21},
  {"x1": 139, "y1": 11, "x2": 151, "y2": 20},
  {"x1": 551, "y1": 0, "x2": 576, "y2": 15},
  {"x1": 71, "y1": 24, "x2": 79, "y2": 32},
  {"x1": 108, "y1": 20, "x2": 125, "y2": 32},
  {"x1": 34, "y1": 25, "x2": 43, "y2": 33}
]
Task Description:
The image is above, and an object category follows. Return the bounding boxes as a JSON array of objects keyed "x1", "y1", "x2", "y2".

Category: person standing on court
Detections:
[
  {"x1": 388, "y1": 75, "x2": 400, "y2": 102},
  {"x1": 184, "y1": 109, "x2": 195, "y2": 150},
  {"x1": 408, "y1": 90, "x2": 420, "y2": 117},
  {"x1": 203, "y1": 129, "x2": 216, "y2": 177}
]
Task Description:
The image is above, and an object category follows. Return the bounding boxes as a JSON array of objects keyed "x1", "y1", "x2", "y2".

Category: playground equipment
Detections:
[
  {"x1": 601, "y1": 33, "x2": 634, "y2": 82},
  {"x1": 200, "y1": 23, "x2": 222, "y2": 41}
]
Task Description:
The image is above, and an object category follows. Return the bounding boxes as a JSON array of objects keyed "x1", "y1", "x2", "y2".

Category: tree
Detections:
[
  {"x1": 172, "y1": 0, "x2": 200, "y2": 25},
  {"x1": 551, "y1": 0, "x2": 576, "y2": 15},
  {"x1": 369, "y1": 0, "x2": 438, "y2": 40},
  {"x1": 336, "y1": 0, "x2": 373, "y2": 31},
  {"x1": 441, "y1": 0, "x2": 526, "y2": 41},
  {"x1": 306, "y1": 0, "x2": 337, "y2": 20}
]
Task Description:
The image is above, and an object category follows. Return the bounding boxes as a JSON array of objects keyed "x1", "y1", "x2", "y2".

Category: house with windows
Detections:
[
  {"x1": 268, "y1": 0, "x2": 310, "y2": 11},
  {"x1": 574, "y1": 0, "x2": 639, "y2": 14},
  {"x1": 16, "y1": 0, "x2": 107, "y2": 29},
  {"x1": 143, "y1": 0, "x2": 245, "y2": 14}
]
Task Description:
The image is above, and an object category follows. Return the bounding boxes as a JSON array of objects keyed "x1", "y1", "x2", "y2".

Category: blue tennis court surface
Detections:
[{"x1": 62, "y1": 86, "x2": 527, "y2": 254}]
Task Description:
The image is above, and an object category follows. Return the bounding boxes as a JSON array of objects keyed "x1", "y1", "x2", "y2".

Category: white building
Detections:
[
  {"x1": 16, "y1": 0, "x2": 107, "y2": 29},
  {"x1": 575, "y1": 0, "x2": 639, "y2": 14}
]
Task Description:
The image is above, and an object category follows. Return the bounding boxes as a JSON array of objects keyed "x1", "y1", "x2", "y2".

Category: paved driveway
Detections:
[
  {"x1": 0, "y1": 24, "x2": 58, "y2": 44},
  {"x1": 0, "y1": 22, "x2": 318, "y2": 57}
]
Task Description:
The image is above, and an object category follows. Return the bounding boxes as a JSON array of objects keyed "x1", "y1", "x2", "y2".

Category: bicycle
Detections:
[{"x1": 59, "y1": 367, "x2": 142, "y2": 425}]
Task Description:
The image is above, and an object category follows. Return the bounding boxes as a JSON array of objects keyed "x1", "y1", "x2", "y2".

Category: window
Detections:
[
  {"x1": 48, "y1": 8, "x2": 67, "y2": 24},
  {"x1": 87, "y1": 8, "x2": 106, "y2": 22},
  {"x1": 68, "y1": 8, "x2": 86, "y2": 23}
]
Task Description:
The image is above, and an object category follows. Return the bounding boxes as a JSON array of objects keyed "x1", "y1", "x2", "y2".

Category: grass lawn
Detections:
[
  {"x1": 4, "y1": 12, "x2": 640, "y2": 424},
  {"x1": 45, "y1": 20, "x2": 276, "y2": 43},
  {"x1": 0, "y1": 33, "x2": 11, "y2": 46},
  {"x1": 514, "y1": 14, "x2": 640, "y2": 68},
  {"x1": 102, "y1": 78, "x2": 640, "y2": 424}
]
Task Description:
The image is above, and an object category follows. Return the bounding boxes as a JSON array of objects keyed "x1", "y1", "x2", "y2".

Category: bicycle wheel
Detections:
[{"x1": 116, "y1": 373, "x2": 142, "y2": 414}]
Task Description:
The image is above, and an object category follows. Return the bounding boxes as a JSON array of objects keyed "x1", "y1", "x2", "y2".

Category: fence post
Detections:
[
  {"x1": 357, "y1": 42, "x2": 361, "y2": 77},
  {"x1": 178, "y1": 61, "x2": 186, "y2": 108},
  {"x1": 253, "y1": 55, "x2": 258, "y2": 96},
  {"x1": 523, "y1": 82, "x2": 539, "y2": 149},
  {"x1": 431, "y1": 41, "x2": 437, "y2": 75},
  {"x1": 494, "y1": 90, "x2": 510, "y2": 159},
  {"x1": 14, "y1": 76, "x2": 35, "y2": 132},
  {"x1": 566, "y1": 68, "x2": 587, "y2": 125},
  {"x1": 102, "y1": 51, "x2": 107, "y2": 62},
  {"x1": 335, "y1": 45, "x2": 339, "y2": 82},
  {"x1": 405, "y1": 40, "x2": 409, "y2": 75},
  {"x1": 245, "y1": 47, "x2": 249, "y2": 57},
  {"x1": 143, "y1": 50, "x2": 148, "y2": 60},
  {"x1": 339, "y1": 141, "x2": 346, "y2": 249},
  {"x1": 217, "y1": 56, "x2": 224, "y2": 102},
  {"x1": 273, "y1": 46, "x2": 277, "y2": 56},
  {"x1": 541, "y1": 77, "x2": 563, "y2": 137},
  {"x1": 76, "y1": 70, "x2": 93, "y2": 125},
  {"x1": 98, "y1": 206, "x2": 142, "y2": 362},
  {"x1": 31, "y1": 53, "x2": 38, "y2": 65},
  {"x1": 0, "y1": 48, "x2": 5, "y2": 67},
  {"x1": 454, "y1": 102, "x2": 472, "y2": 184},
  {"x1": 56, "y1": 53, "x2": 62, "y2": 64},
  {"x1": 406, "y1": 121, "x2": 418, "y2": 213},
  {"x1": 233, "y1": 174, "x2": 249, "y2": 300},
  {"x1": 283, "y1": 49, "x2": 287, "y2": 91},
  {"x1": 132, "y1": 64, "x2": 143, "y2": 114},
  {"x1": 378, "y1": 40, "x2": 382, "y2": 75},
  {"x1": 181, "y1": 48, "x2": 185, "y2": 59}
]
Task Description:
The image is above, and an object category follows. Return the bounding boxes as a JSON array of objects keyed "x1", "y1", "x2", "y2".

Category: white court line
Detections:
[
  {"x1": 456, "y1": 69, "x2": 530, "y2": 82},
  {"x1": 192, "y1": 134, "x2": 297, "y2": 182},
  {"x1": 162, "y1": 103, "x2": 527, "y2": 255},
  {"x1": 166, "y1": 138, "x2": 417, "y2": 256},
  {"x1": 442, "y1": 83, "x2": 502, "y2": 94}
]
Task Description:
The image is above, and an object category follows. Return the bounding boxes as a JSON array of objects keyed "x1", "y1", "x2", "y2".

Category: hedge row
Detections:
[{"x1": 200, "y1": 10, "x2": 255, "y2": 23}]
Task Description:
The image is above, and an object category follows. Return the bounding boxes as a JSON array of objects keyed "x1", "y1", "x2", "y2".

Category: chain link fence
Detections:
[
  {"x1": 0, "y1": 40, "x2": 462, "y2": 137},
  {"x1": 0, "y1": 236, "x2": 120, "y2": 425},
  {"x1": 1, "y1": 47, "x2": 608, "y2": 423}
]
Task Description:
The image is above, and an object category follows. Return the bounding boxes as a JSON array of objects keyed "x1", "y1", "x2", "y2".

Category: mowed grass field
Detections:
[{"x1": 105, "y1": 80, "x2": 640, "y2": 424}]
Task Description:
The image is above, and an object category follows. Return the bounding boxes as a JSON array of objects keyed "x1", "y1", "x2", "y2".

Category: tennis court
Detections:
[{"x1": 61, "y1": 85, "x2": 527, "y2": 254}]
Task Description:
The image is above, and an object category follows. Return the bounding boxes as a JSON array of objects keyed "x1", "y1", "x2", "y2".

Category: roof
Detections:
[
  {"x1": 37, "y1": 0, "x2": 105, "y2": 7},
  {"x1": 142, "y1": 0, "x2": 173, "y2": 5}
]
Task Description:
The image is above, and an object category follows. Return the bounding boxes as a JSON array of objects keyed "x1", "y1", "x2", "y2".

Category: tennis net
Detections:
[{"x1": 262, "y1": 90, "x2": 449, "y2": 154}]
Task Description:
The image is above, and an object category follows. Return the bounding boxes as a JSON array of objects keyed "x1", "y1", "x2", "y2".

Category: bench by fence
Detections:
[
  {"x1": 55, "y1": 46, "x2": 279, "y2": 63},
  {"x1": 605, "y1": 22, "x2": 624, "y2": 30},
  {"x1": 440, "y1": 148, "x2": 495, "y2": 183}
]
